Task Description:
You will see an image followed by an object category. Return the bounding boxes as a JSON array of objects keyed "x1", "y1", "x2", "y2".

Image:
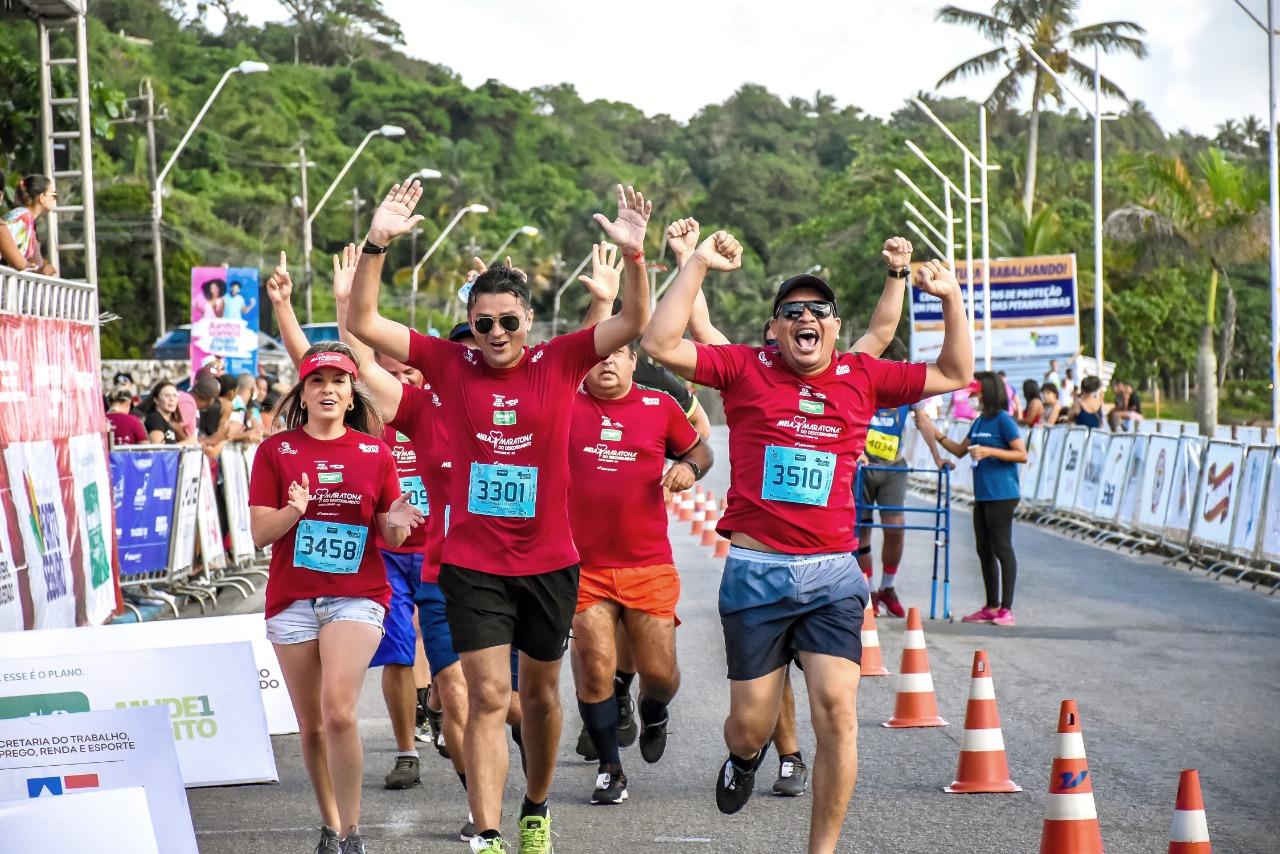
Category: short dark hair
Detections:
[
  {"x1": 882, "y1": 337, "x2": 908, "y2": 362},
  {"x1": 218, "y1": 374, "x2": 237, "y2": 396},
  {"x1": 1080, "y1": 375, "x2": 1102, "y2": 395},
  {"x1": 192, "y1": 373, "x2": 220, "y2": 401},
  {"x1": 467, "y1": 264, "x2": 530, "y2": 309},
  {"x1": 1041, "y1": 382, "x2": 1059, "y2": 398}
]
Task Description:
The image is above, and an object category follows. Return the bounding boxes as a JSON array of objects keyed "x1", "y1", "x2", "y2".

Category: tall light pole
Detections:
[
  {"x1": 409, "y1": 203, "x2": 488, "y2": 330},
  {"x1": 151, "y1": 59, "x2": 268, "y2": 336},
  {"x1": 487, "y1": 225, "x2": 539, "y2": 265},
  {"x1": 551, "y1": 248, "x2": 600, "y2": 336},
  {"x1": 302, "y1": 124, "x2": 407, "y2": 323}
]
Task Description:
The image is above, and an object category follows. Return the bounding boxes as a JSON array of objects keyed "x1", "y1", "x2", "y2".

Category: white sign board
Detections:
[
  {"x1": 0, "y1": 613, "x2": 297, "y2": 735},
  {"x1": 1137, "y1": 435, "x2": 1179, "y2": 536},
  {"x1": 1021, "y1": 426, "x2": 1045, "y2": 497},
  {"x1": 1117, "y1": 435, "x2": 1148, "y2": 529},
  {"x1": 1074, "y1": 431, "x2": 1109, "y2": 516},
  {"x1": 1094, "y1": 434, "x2": 1134, "y2": 523},
  {"x1": 3, "y1": 441, "x2": 75, "y2": 628},
  {"x1": 0, "y1": 642, "x2": 276, "y2": 787},
  {"x1": 169, "y1": 448, "x2": 203, "y2": 576},
  {"x1": 1259, "y1": 448, "x2": 1280, "y2": 563},
  {"x1": 1053, "y1": 428, "x2": 1089, "y2": 510},
  {"x1": 1230, "y1": 446, "x2": 1269, "y2": 560},
  {"x1": 220, "y1": 446, "x2": 255, "y2": 563},
  {"x1": 196, "y1": 456, "x2": 226, "y2": 572},
  {"x1": 1035, "y1": 426, "x2": 1068, "y2": 503},
  {"x1": 0, "y1": 785, "x2": 160, "y2": 853},
  {"x1": 67, "y1": 433, "x2": 118, "y2": 626},
  {"x1": 1164, "y1": 435, "x2": 1206, "y2": 544},
  {"x1": 1189, "y1": 441, "x2": 1245, "y2": 551},
  {"x1": 0, "y1": 706, "x2": 196, "y2": 854}
]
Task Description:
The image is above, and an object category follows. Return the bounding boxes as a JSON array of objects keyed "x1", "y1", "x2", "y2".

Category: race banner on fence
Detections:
[
  {"x1": 1190, "y1": 441, "x2": 1244, "y2": 551},
  {"x1": 909, "y1": 254, "x2": 1079, "y2": 361},
  {"x1": 0, "y1": 641, "x2": 277, "y2": 787},
  {"x1": 0, "y1": 498, "x2": 22, "y2": 632},
  {"x1": 1035, "y1": 426, "x2": 1068, "y2": 504},
  {"x1": 169, "y1": 449, "x2": 203, "y2": 577},
  {"x1": 221, "y1": 445, "x2": 255, "y2": 563},
  {"x1": 1259, "y1": 448, "x2": 1280, "y2": 564},
  {"x1": 1021, "y1": 426, "x2": 1045, "y2": 497},
  {"x1": 1117, "y1": 435, "x2": 1147, "y2": 529},
  {"x1": 110, "y1": 449, "x2": 180, "y2": 578},
  {"x1": 1137, "y1": 434, "x2": 1179, "y2": 537},
  {"x1": 3, "y1": 441, "x2": 75, "y2": 628},
  {"x1": 68, "y1": 433, "x2": 117, "y2": 625},
  {"x1": 1074, "y1": 431, "x2": 1108, "y2": 515},
  {"x1": 196, "y1": 456, "x2": 226, "y2": 572},
  {"x1": 1164, "y1": 435, "x2": 1206, "y2": 544},
  {"x1": 1053, "y1": 427, "x2": 1089, "y2": 510},
  {"x1": 1231, "y1": 446, "x2": 1269, "y2": 560},
  {"x1": 1094, "y1": 434, "x2": 1134, "y2": 523},
  {"x1": 0, "y1": 706, "x2": 196, "y2": 854},
  {"x1": 0, "y1": 785, "x2": 160, "y2": 854},
  {"x1": 191, "y1": 267, "x2": 260, "y2": 378}
]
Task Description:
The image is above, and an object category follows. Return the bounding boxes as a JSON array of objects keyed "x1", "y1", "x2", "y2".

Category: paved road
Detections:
[{"x1": 190, "y1": 428, "x2": 1280, "y2": 853}]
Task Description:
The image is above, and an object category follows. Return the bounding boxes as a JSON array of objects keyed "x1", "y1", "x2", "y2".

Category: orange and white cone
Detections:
[
  {"x1": 700, "y1": 525, "x2": 718, "y2": 546},
  {"x1": 691, "y1": 505, "x2": 706, "y2": 535},
  {"x1": 945, "y1": 650, "x2": 1020, "y2": 793},
  {"x1": 1039, "y1": 700, "x2": 1103, "y2": 854},
  {"x1": 883, "y1": 607, "x2": 947, "y2": 728},
  {"x1": 704, "y1": 498, "x2": 719, "y2": 523},
  {"x1": 859, "y1": 604, "x2": 890, "y2": 677},
  {"x1": 678, "y1": 494, "x2": 695, "y2": 522},
  {"x1": 1168, "y1": 769, "x2": 1210, "y2": 853},
  {"x1": 713, "y1": 537, "x2": 730, "y2": 558}
]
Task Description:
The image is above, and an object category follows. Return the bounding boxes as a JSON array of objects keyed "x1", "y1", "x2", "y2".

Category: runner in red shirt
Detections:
[
  {"x1": 642, "y1": 231, "x2": 972, "y2": 854},
  {"x1": 248, "y1": 343, "x2": 424, "y2": 854},
  {"x1": 345, "y1": 178, "x2": 654, "y2": 853}
]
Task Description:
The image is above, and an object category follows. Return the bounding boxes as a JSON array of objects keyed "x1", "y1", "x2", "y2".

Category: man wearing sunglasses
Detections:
[
  {"x1": 641, "y1": 232, "x2": 972, "y2": 854},
  {"x1": 347, "y1": 179, "x2": 654, "y2": 854}
]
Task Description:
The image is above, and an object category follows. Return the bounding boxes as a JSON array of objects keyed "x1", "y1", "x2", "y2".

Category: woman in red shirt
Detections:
[{"x1": 249, "y1": 342, "x2": 423, "y2": 854}]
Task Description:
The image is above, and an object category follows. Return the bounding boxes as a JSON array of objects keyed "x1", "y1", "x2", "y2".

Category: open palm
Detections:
[
  {"x1": 368, "y1": 178, "x2": 426, "y2": 244},
  {"x1": 593, "y1": 184, "x2": 652, "y2": 254}
]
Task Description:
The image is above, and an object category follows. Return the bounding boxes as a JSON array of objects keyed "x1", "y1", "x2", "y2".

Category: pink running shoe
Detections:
[
  {"x1": 991, "y1": 608, "x2": 1016, "y2": 627},
  {"x1": 961, "y1": 607, "x2": 998, "y2": 624}
]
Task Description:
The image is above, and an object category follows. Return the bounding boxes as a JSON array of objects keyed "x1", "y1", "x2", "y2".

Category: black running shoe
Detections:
[
  {"x1": 716, "y1": 743, "x2": 769, "y2": 815},
  {"x1": 591, "y1": 765, "x2": 629, "y2": 805},
  {"x1": 383, "y1": 754, "x2": 420, "y2": 789},
  {"x1": 423, "y1": 704, "x2": 448, "y2": 759},
  {"x1": 459, "y1": 813, "x2": 476, "y2": 842},
  {"x1": 638, "y1": 715, "x2": 668, "y2": 764},
  {"x1": 313, "y1": 825, "x2": 341, "y2": 854},
  {"x1": 575, "y1": 724, "x2": 599, "y2": 762},
  {"x1": 617, "y1": 694, "x2": 638, "y2": 748},
  {"x1": 772, "y1": 755, "x2": 808, "y2": 797}
]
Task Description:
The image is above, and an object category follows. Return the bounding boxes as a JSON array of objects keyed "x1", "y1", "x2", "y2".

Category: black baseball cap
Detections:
[
  {"x1": 773, "y1": 274, "x2": 837, "y2": 315},
  {"x1": 447, "y1": 322, "x2": 474, "y2": 342}
]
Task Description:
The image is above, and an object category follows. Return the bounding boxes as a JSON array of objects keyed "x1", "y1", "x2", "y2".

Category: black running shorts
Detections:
[{"x1": 437, "y1": 563, "x2": 580, "y2": 662}]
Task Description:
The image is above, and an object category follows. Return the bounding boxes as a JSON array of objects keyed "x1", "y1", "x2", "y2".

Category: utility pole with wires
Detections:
[{"x1": 111, "y1": 79, "x2": 169, "y2": 334}]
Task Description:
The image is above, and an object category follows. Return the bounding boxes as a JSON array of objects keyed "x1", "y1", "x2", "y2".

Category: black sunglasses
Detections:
[
  {"x1": 776, "y1": 300, "x2": 835, "y2": 320},
  {"x1": 473, "y1": 314, "x2": 522, "y2": 334}
]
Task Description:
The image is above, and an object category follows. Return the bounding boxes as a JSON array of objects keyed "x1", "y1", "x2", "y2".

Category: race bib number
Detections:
[
  {"x1": 864, "y1": 429, "x2": 900, "y2": 461},
  {"x1": 761, "y1": 445, "x2": 836, "y2": 506},
  {"x1": 294, "y1": 520, "x2": 368, "y2": 574},
  {"x1": 400, "y1": 475, "x2": 429, "y2": 514},
  {"x1": 468, "y1": 463, "x2": 538, "y2": 518}
]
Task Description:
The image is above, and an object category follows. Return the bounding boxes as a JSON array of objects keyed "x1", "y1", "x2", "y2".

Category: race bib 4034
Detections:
[
  {"x1": 761, "y1": 445, "x2": 836, "y2": 506},
  {"x1": 864, "y1": 429, "x2": 900, "y2": 461}
]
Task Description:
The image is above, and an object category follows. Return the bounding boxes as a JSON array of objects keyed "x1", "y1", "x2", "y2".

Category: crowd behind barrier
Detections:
[{"x1": 904, "y1": 417, "x2": 1280, "y2": 590}]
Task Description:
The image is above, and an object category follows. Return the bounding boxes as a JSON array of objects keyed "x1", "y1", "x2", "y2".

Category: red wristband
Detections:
[{"x1": 629, "y1": 250, "x2": 645, "y2": 263}]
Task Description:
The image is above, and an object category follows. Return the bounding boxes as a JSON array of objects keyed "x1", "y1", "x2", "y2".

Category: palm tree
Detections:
[
  {"x1": 935, "y1": 0, "x2": 1147, "y2": 220},
  {"x1": 1104, "y1": 149, "x2": 1269, "y2": 432}
]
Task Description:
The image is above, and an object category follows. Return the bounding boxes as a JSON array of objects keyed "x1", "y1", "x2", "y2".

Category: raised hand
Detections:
[
  {"x1": 265, "y1": 251, "x2": 293, "y2": 306},
  {"x1": 387, "y1": 494, "x2": 426, "y2": 529},
  {"x1": 592, "y1": 184, "x2": 652, "y2": 255},
  {"x1": 367, "y1": 178, "x2": 426, "y2": 245},
  {"x1": 666, "y1": 218, "x2": 700, "y2": 262},
  {"x1": 883, "y1": 236, "x2": 913, "y2": 269},
  {"x1": 913, "y1": 259, "x2": 960, "y2": 299},
  {"x1": 287, "y1": 472, "x2": 310, "y2": 515},
  {"x1": 693, "y1": 230, "x2": 744, "y2": 273},
  {"x1": 578, "y1": 242, "x2": 623, "y2": 303},
  {"x1": 332, "y1": 243, "x2": 360, "y2": 303}
]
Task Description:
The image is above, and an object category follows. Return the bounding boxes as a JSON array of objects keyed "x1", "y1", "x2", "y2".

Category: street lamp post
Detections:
[
  {"x1": 150, "y1": 59, "x2": 268, "y2": 336},
  {"x1": 551, "y1": 249, "x2": 599, "y2": 336},
  {"x1": 409, "y1": 203, "x2": 488, "y2": 330},
  {"x1": 301, "y1": 124, "x2": 408, "y2": 323},
  {"x1": 487, "y1": 225, "x2": 539, "y2": 266}
]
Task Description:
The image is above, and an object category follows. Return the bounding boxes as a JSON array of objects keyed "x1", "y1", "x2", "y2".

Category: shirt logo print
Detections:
[
  {"x1": 531, "y1": 350, "x2": 545, "y2": 363},
  {"x1": 492, "y1": 394, "x2": 519, "y2": 408},
  {"x1": 758, "y1": 351, "x2": 773, "y2": 368},
  {"x1": 464, "y1": 349, "x2": 477, "y2": 364},
  {"x1": 358, "y1": 443, "x2": 380, "y2": 454},
  {"x1": 835, "y1": 364, "x2": 850, "y2": 376},
  {"x1": 642, "y1": 396, "x2": 660, "y2": 406},
  {"x1": 277, "y1": 441, "x2": 297, "y2": 455}
]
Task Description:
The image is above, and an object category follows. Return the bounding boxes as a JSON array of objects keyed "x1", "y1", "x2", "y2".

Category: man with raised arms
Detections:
[
  {"x1": 641, "y1": 230, "x2": 971, "y2": 853},
  {"x1": 346, "y1": 179, "x2": 653, "y2": 854}
]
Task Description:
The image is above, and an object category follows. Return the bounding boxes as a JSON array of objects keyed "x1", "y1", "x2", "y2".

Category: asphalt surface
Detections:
[{"x1": 189, "y1": 427, "x2": 1280, "y2": 853}]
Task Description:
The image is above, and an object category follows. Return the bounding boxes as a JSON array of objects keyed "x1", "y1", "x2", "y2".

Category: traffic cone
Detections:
[
  {"x1": 1039, "y1": 700, "x2": 1103, "y2": 854},
  {"x1": 678, "y1": 494, "x2": 695, "y2": 522},
  {"x1": 945, "y1": 650, "x2": 1020, "y2": 793},
  {"x1": 700, "y1": 526, "x2": 718, "y2": 546},
  {"x1": 713, "y1": 537, "x2": 730, "y2": 558},
  {"x1": 704, "y1": 498, "x2": 719, "y2": 523},
  {"x1": 691, "y1": 505, "x2": 706, "y2": 535},
  {"x1": 1168, "y1": 770, "x2": 1210, "y2": 853},
  {"x1": 858, "y1": 604, "x2": 890, "y2": 676},
  {"x1": 883, "y1": 607, "x2": 947, "y2": 728}
]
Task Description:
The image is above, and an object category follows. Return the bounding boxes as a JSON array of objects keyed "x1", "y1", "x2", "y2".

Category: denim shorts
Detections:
[
  {"x1": 719, "y1": 547, "x2": 869, "y2": 681},
  {"x1": 265, "y1": 596, "x2": 387, "y2": 645}
]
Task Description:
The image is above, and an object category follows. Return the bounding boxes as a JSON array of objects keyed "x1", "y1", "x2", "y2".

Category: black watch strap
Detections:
[
  {"x1": 887, "y1": 266, "x2": 910, "y2": 279},
  {"x1": 362, "y1": 240, "x2": 388, "y2": 255},
  {"x1": 680, "y1": 458, "x2": 703, "y2": 480}
]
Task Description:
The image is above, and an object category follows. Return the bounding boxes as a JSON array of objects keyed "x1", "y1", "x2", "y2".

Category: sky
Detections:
[{"x1": 234, "y1": 0, "x2": 1273, "y2": 137}]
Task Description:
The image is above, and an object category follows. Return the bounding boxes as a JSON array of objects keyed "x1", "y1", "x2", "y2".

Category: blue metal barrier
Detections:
[{"x1": 854, "y1": 464, "x2": 952, "y2": 620}]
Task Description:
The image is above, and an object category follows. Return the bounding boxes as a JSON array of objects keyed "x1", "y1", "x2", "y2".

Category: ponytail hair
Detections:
[
  {"x1": 14, "y1": 175, "x2": 51, "y2": 208},
  {"x1": 272, "y1": 341, "x2": 383, "y2": 436}
]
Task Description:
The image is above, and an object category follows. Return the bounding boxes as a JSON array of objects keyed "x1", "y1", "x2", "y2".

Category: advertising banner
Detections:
[
  {"x1": 1074, "y1": 432, "x2": 1109, "y2": 515},
  {"x1": 191, "y1": 266, "x2": 260, "y2": 377},
  {"x1": 0, "y1": 614, "x2": 298, "y2": 735},
  {"x1": 1164, "y1": 435, "x2": 1206, "y2": 544},
  {"x1": 68, "y1": 433, "x2": 117, "y2": 625},
  {"x1": 1094, "y1": 434, "x2": 1134, "y2": 523},
  {"x1": 221, "y1": 445, "x2": 255, "y2": 563},
  {"x1": 1259, "y1": 448, "x2": 1280, "y2": 564},
  {"x1": 0, "y1": 642, "x2": 277, "y2": 786},
  {"x1": 3, "y1": 441, "x2": 74, "y2": 628},
  {"x1": 1021, "y1": 426, "x2": 1045, "y2": 497},
  {"x1": 1053, "y1": 428, "x2": 1089, "y2": 510},
  {"x1": 1230, "y1": 446, "x2": 1269, "y2": 560},
  {"x1": 0, "y1": 706, "x2": 196, "y2": 854},
  {"x1": 909, "y1": 254, "x2": 1079, "y2": 361},
  {"x1": 1189, "y1": 441, "x2": 1244, "y2": 551},
  {"x1": 1034, "y1": 426, "x2": 1067, "y2": 503},
  {"x1": 1137, "y1": 435, "x2": 1180, "y2": 536},
  {"x1": 109, "y1": 449, "x2": 179, "y2": 578},
  {"x1": 1117, "y1": 435, "x2": 1148, "y2": 529},
  {"x1": 196, "y1": 456, "x2": 226, "y2": 572},
  {"x1": 0, "y1": 498, "x2": 23, "y2": 632},
  {"x1": 0, "y1": 315, "x2": 106, "y2": 444},
  {"x1": 169, "y1": 449, "x2": 203, "y2": 577},
  {"x1": 946, "y1": 420, "x2": 973, "y2": 494},
  {"x1": 0, "y1": 785, "x2": 160, "y2": 854}
]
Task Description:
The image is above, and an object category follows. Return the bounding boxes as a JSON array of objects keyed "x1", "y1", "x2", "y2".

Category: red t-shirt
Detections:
[
  {"x1": 405, "y1": 327, "x2": 603, "y2": 576},
  {"x1": 567, "y1": 384, "x2": 700, "y2": 571},
  {"x1": 386, "y1": 384, "x2": 455, "y2": 582},
  {"x1": 106, "y1": 412, "x2": 147, "y2": 446},
  {"x1": 248, "y1": 427, "x2": 401, "y2": 617},
  {"x1": 694, "y1": 344, "x2": 927, "y2": 554}
]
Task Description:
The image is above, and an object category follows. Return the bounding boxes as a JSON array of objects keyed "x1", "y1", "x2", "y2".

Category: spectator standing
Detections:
[
  {"x1": 139, "y1": 380, "x2": 187, "y2": 444},
  {"x1": 1070, "y1": 376, "x2": 1105, "y2": 429},
  {"x1": 1041, "y1": 383, "x2": 1064, "y2": 425},
  {"x1": 1, "y1": 175, "x2": 57, "y2": 275},
  {"x1": 1020, "y1": 380, "x2": 1045, "y2": 426},
  {"x1": 105, "y1": 387, "x2": 147, "y2": 446},
  {"x1": 1061, "y1": 367, "x2": 1077, "y2": 404},
  {"x1": 1044, "y1": 358, "x2": 1061, "y2": 388}
]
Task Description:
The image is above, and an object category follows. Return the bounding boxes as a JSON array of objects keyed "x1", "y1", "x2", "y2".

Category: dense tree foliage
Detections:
[{"x1": 0, "y1": 0, "x2": 1270, "y2": 416}]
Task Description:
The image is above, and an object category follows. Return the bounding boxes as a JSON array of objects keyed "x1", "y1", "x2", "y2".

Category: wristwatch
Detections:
[
  {"x1": 887, "y1": 267, "x2": 910, "y2": 279},
  {"x1": 679, "y1": 458, "x2": 703, "y2": 480},
  {"x1": 362, "y1": 239, "x2": 388, "y2": 255}
]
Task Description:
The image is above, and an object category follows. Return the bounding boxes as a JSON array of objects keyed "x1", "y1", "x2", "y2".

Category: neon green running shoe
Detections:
[
  {"x1": 469, "y1": 834, "x2": 507, "y2": 853},
  {"x1": 518, "y1": 813, "x2": 553, "y2": 854}
]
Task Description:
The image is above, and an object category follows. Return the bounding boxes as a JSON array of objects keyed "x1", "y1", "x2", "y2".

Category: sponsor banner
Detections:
[
  {"x1": 0, "y1": 706, "x2": 196, "y2": 854},
  {"x1": 1189, "y1": 441, "x2": 1244, "y2": 551},
  {"x1": 0, "y1": 642, "x2": 276, "y2": 786},
  {"x1": 909, "y1": 254, "x2": 1079, "y2": 361},
  {"x1": 1163, "y1": 435, "x2": 1206, "y2": 544},
  {"x1": 1074, "y1": 431, "x2": 1109, "y2": 516},
  {"x1": 3, "y1": 441, "x2": 75, "y2": 628},
  {"x1": 1117, "y1": 435, "x2": 1148, "y2": 529},
  {"x1": 1034, "y1": 426, "x2": 1068, "y2": 503},
  {"x1": 0, "y1": 314, "x2": 106, "y2": 444},
  {"x1": 196, "y1": 456, "x2": 226, "y2": 572},
  {"x1": 0, "y1": 614, "x2": 297, "y2": 736},
  {"x1": 1094, "y1": 434, "x2": 1134, "y2": 523},
  {"x1": 1020, "y1": 426, "x2": 1045, "y2": 498},
  {"x1": 220, "y1": 446, "x2": 255, "y2": 563},
  {"x1": 110, "y1": 449, "x2": 179, "y2": 577},
  {"x1": 1137, "y1": 435, "x2": 1180, "y2": 537},
  {"x1": 1230, "y1": 446, "x2": 1269, "y2": 560},
  {"x1": 169, "y1": 449, "x2": 203, "y2": 576},
  {"x1": 68, "y1": 433, "x2": 117, "y2": 625},
  {"x1": 947, "y1": 420, "x2": 973, "y2": 494},
  {"x1": 0, "y1": 498, "x2": 22, "y2": 632},
  {"x1": 0, "y1": 785, "x2": 160, "y2": 853},
  {"x1": 191, "y1": 267, "x2": 260, "y2": 378},
  {"x1": 1052, "y1": 428, "x2": 1089, "y2": 510},
  {"x1": 1259, "y1": 448, "x2": 1280, "y2": 564}
]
